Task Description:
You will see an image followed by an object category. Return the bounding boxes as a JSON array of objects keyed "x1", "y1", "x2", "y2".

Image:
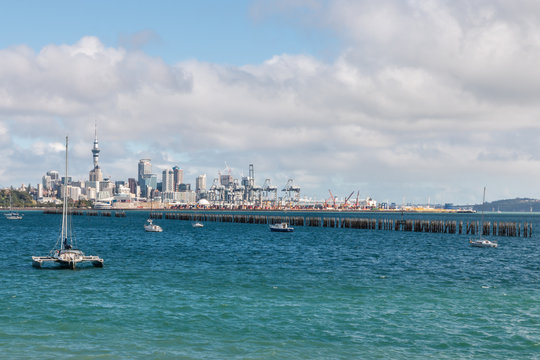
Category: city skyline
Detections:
[{"x1": 2, "y1": 1, "x2": 540, "y2": 204}]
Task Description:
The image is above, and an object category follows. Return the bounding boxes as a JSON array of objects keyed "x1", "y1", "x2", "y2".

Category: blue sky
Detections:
[
  {"x1": 0, "y1": 1, "x2": 335, "y2": 65},
  {"x1": 1, "y1": 1, "x2": 540, "y2": 204}
]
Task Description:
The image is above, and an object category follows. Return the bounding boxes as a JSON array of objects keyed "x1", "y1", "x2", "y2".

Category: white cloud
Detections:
[{"x1": 2, "y1": 2, "x2": 540, "y2": 203}]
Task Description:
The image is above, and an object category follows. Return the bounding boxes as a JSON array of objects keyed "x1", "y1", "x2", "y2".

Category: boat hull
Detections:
[
  {"x1": 269, "y1": 223, "x2": 294, "y2": 232},
  {"x1": 144, "y1": 225, "x2": 163, "y2": 232},
  {"x1": 469, "y1": 240, "x2": 498, "y2": 248},
  {"x1": 270, "y1": 228, "x2": 294, "y2": 232},
  {"x1": 32, "y1": 255, "x2": 104, "y2": 269}
]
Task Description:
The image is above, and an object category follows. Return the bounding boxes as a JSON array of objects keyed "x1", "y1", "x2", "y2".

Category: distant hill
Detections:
[{"x1": 467, "y1": 198, "x2": 540, "y2": 212}]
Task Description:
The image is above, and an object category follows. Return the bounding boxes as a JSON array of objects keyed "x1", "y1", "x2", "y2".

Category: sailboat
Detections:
[
  {"x1": 32, "y1": 136, "x2": 104, "y2": 269},
  {"x1": 4, "y1": 190, "x2": 23, "y2": 220},
  {"x1": 469, "y1": 186, "x2": 498, "y2": 248}
]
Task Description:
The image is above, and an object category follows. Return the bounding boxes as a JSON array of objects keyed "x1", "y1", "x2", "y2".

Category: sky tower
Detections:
[
  {"x1": 89, "y1": 122, "x2": 103, "y2": 182},
  {"x1": 92, "y1": 122, "x2": 100, "y2": 168}
]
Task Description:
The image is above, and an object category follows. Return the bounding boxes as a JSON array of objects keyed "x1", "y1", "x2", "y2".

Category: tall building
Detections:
[
  {"x1": 42, "y1": 175, "x2": 52, "y2": 190},
  {"x1": 173, "y1": 166, "x2": 183, "y2": 191},
  {"x1": 196, "y1": 174, "x2": 206, "y2": 192},
  {"x1": 162, "y1": 169, "x2": 175, "y2": 193},
  {"x1": 47, "y1": 170, "x2": 59, "y2": 181},
  {"x1": 128, "y1": 178, "x2": 137, "y2": 194},
  {"x1": 220, "y1": 174, "x2": 233, "y2": 187},
  {"x1": 89, "y1": 125, "x2": 103, "y2": 182},
  {"x1": 138, "y1": 159, "x2": 152, "y2": 185}
]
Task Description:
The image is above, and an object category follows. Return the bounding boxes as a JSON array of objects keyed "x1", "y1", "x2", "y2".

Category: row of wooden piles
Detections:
[
  {"x1": 43, "y1": 209, "x2": 126, "y2": 217},
  {"x1": 158, "y1": 212, "x2": 532, "y2": 238},
  {"x1": 42, "y1": 209, "x2": 531, "y2": 238}
]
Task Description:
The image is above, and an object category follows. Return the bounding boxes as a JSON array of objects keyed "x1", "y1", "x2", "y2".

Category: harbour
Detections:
[
  {"x1": 42, "y1": 209, "x2": 533, "y2": 238},
  {"x1": 1, "y1": 210, "x2": 538, "y2": 359}
]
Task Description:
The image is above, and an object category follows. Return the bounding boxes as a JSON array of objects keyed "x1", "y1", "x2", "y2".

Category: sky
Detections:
[{"x1": 1, "y1": 0, "x2": 540, "y2": 205}]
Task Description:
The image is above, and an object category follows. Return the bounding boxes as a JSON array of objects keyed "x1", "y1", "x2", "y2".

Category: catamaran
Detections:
[
  {"x1": 469, "y1": 187, "x2": 498, "y2": 248},
  {"x1": 32, "y1": 136, "x2": 104, "y2": 269}
]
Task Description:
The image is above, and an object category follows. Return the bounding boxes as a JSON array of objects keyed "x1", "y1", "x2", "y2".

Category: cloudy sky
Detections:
[{"x1": 1, "y1": 0, "x2": 540, "y2": 204}]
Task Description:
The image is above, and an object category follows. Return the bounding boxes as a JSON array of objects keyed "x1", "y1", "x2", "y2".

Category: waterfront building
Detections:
[{"x1": 162, "y1": 190, "x2": 196, "y2": 205}]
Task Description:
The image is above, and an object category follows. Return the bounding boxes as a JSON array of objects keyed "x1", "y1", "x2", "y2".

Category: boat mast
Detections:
[
  {"x1": 480, "y1": 186, "x2": 486, "y2": 238},
  {"x1": 61, "y1": 136, "x2": 69, "y2": 249}
]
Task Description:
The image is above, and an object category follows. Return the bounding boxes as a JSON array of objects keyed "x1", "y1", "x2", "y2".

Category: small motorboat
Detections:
[
  {"x1": 269, "y1": 223, "x2": 294, "y2": 232},
  {"x1": 144, "y1": 219, "x2": 163, "y2": 232},
  {"x1": 469, "y1": 239, "x2": 498, "y2": 248},
  {"x1": 192, "y1": 222, "x2": 204, "y2": 228}
]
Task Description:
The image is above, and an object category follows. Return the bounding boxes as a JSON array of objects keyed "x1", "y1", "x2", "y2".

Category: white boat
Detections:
[
  {"x1": 4, "y1": 191, "x2": 23, "y2": 220},
  {"x1": 144, "y1": 218, "x2": 163, "y2": 232},
  {"x1": 269, "y1": 222, "x2": 294, "y2": 232},
  {"x1": 470, "y1": 238, "x2": 498, "y2": 248},
  {"x1": 32, "y1": 136, "x2": 104, "y2": 269},
  {"x1": 192, "y1": 222, "x2": 204, "y2": 228},
  {"x1": 470, "y1": 187, "x2": 498, "y2": 248}
]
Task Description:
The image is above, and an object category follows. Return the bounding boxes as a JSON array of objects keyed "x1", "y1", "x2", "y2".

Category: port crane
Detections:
[
  {"x1": 343, "y1": 191, "x2": 354, "y2": 208},
  {"x1": 262, "y1": 178, "x2": 278, "y2": 205},
  {"x1": 328, "y1": 190, "x2": 336, "y2": 208},
  {"x1": 282, "y1": 179, "x2": 300, "y2": 202}
]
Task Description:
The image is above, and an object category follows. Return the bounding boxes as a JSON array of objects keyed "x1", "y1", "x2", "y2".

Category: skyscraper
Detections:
[
  {"x1": 138, "y1": 159, "x2": 152, "y2": 185},
  {"x1": 162, "y1": 169, "x2": 175, "y2": 193},
  {"x1": 172, "y1": 166, "x2": 183, "y2": 191},
  {"x1": 196, "y1": 174, "x2": 206, "y2": 192}
]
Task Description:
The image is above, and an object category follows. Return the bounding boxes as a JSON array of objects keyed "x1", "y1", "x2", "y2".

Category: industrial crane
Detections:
[
  {"x1": 343, "y1": 191, "x2": 354, "y2": 208},
  {"x1": 328, "y1": 190, "x2": 336, "y2": 208}
]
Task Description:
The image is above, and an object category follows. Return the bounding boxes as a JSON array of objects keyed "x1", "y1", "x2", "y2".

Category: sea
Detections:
[{"x1": 0, "y1": 210, "x2": 538, "y2": 359}]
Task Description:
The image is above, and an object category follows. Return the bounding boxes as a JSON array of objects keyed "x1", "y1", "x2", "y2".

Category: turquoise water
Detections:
[{"x1": 0, "y1": 211, "x2": 538, "y2": 359}]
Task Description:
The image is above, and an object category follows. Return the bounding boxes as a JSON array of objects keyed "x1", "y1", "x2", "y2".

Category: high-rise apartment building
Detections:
[
  {"x1": 162, "y1": 169, "x2": 175, "y2": 193},
  {"x1": 196, "y1": 174, "x2": 206, "y2": 192}
]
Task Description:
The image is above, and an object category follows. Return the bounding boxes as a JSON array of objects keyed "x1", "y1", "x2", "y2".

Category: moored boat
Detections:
[
  {"x1": 144, "y1": 218, "x2": 163, "y2": 232},
  {"x1": 469, "y1": 239, "x2": 498, "y2": 248},
  {"x1": 32, "y1": 136, "x2": 104, "y2": 269},
  {"x1": 470, "y1": 187, "x2": 498, "y2": 249},
  {"x1": 4, "y1": 191, "x2": 23, "y2": 220},
  {"x1": 269, "y1": 222, "x2": 294, "y2": 232}
]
